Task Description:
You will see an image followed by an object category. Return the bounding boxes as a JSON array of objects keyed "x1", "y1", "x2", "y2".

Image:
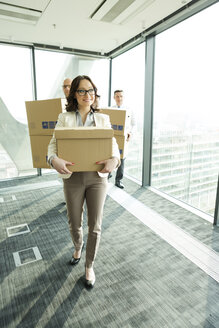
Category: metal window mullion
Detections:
[
  {"x1": 108, "y1": 58, "x2": 112, "y2": 106},
  {"x1": 213, "y1": 174, "x2": 219, "y2": 226},
  {"x1": 31, "y1": 47, "x2": 37, "y2": 100},
  {"x1": 142, "y1": 36, "x2": 155, "y2": 187},
  {"x1": 31, "y1": 47, "x2": 41, "y2": 176}
]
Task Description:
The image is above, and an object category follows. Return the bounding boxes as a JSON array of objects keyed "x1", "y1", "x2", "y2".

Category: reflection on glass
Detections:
[
  {"x1": 0, "y1": 44, "x2": 35, "y2": 179},
  {"x1": 111, "y1": 43, "x2": 145, "y2": 182},
  {"x1": 152, "y1": 3, "x2": 219, "y2": 216}
]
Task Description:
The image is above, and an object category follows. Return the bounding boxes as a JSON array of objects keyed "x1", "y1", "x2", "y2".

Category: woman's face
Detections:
[{"x1": 75, "y1": 79, "x2": 95, "y2": 109}]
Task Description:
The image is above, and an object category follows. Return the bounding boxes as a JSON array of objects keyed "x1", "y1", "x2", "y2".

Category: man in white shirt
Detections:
[{"x1": 111, "y1": 90, "x2": 136, "y2": 189}]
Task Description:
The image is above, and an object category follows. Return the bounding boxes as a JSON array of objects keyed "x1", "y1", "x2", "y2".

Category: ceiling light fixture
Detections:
[{"x1": 0, "y1": 3, "x2": 42, "y2": 25}]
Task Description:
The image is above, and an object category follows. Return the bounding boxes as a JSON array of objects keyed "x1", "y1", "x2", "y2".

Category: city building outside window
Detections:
[{"x1": 152, "y1": 2, "x2": 219, "y2": 216}]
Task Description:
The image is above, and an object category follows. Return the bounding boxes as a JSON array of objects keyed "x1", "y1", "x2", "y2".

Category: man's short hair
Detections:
[{"x1": 114, "y1": 90, "x2": 123, "y2": 95}]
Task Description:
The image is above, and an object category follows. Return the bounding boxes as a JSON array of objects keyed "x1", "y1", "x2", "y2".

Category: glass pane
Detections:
[
  {"x1": 111, "y1": 43, "x2": 145, "y2": 182},
  {"x1": 0, "y1": 44, "x2": 35, "y2": 179},
  {"x1": 35, "y1": 50, "x2": 109, "y2": 103},
  {"x1": 152, "y1": 3, "x2": 219, "y2": 216},
  {"x1": 35, "y1": 50, "x2": 110, "y2": 174}
]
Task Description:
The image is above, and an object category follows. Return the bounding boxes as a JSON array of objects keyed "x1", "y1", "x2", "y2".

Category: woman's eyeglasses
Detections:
[{"x1": 76, "y1": 89, "x2": 95, "y2": 96}]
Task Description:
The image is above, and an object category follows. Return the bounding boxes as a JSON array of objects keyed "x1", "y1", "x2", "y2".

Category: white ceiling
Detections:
[{"x1": 0, "y1": 0, "x2": 194, "y2": 54}]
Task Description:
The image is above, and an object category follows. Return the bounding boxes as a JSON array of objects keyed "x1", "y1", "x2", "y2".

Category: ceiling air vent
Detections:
[
  {"x1": 90, "y1": 0, "x2": 136, "y2": 23},
  {"x1": 0, "y1": 2, "x2": 42, "y2": 25},
  {"x1": 90, "y1": 0, "x2": 155, "y2": 25}
]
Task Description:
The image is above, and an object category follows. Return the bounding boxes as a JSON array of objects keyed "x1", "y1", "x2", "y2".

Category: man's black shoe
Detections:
[
  {"x1": 115, "y1": 181, "x2": 124, "y2": 189},
  {"x1": 108, "y1": 173, "x2": 112, "y2": 179}
]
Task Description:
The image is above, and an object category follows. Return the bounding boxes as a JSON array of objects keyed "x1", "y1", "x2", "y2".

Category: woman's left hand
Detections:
[{"x1": 96, "y1": 157, "x2": 119, "y2": 173}]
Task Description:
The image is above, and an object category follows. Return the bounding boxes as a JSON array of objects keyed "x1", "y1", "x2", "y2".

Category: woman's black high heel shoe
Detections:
[{"x1": 69, "y1": 242, "x2": 84, "y2": 265}]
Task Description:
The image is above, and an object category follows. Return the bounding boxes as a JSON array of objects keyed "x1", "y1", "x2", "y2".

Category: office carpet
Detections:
[{"x1": 0, "y1": 175, "x2": 219, "y2": 328}]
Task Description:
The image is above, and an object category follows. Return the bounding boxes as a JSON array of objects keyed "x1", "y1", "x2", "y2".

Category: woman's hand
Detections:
[
  {"x1": 51, "y1": 157, "x2": 74, "y2": 174},
  {"x1": 97, "y1": 157, "x2": 119, "y2": 173}
]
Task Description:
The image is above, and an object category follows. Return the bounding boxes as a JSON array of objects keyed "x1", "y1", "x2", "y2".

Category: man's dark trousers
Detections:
[{"x1": 115, "y1": 158, "x2": 125, "y2": 183}]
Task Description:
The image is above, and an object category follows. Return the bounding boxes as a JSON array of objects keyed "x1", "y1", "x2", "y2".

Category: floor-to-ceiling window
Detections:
[
  {"x1": 0, "y1": 45, "x2": 110, "y2": 180},
  {"x1": 35, "y1": 49, "x2": 109, "y2": 103},
  {"x1": 152, "y1": 2, "x2": 219, "y2": 216},
  {"x1": 0, "y1": 44, "x2": 35, "y2": 179},
  {"x1": 111, "y1": 43, "x2": 145, "y2": 182}
]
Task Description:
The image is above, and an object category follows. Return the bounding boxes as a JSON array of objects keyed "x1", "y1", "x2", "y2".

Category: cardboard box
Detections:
[
  {"x1": 55, "y1": 127, "x2": 113, "y2": 172},
  {"x1": 114, "y1": 135, "x2": 126, "y2": 159},
  {"x1": 25, "y1": 98, "x2": 66, "y2": 136},
  {"x1": 29, "y1": 135, "x2": 52, "y2": 168},
  {"x1": 100, "y1": 108, "x2": 127, "y2": 136}
]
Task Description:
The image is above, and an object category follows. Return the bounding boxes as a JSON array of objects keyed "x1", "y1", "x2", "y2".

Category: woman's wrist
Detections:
[{"x1": 49, "y1": 155, "x2": 57, "y2": 167}]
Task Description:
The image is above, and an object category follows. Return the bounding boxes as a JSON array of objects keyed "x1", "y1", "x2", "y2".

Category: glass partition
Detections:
[
  {"x1": 152, "y1": 3, "x2": 219, "y2": 216},
  {"x1": 111, "y1": 43, "x2": 145, "y2": 182},
  {"x1": 0, "y1": 44, "x2": 35, "y2": 179}
]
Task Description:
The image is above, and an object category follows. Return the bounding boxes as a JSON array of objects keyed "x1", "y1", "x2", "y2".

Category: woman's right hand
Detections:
[{"x1": 51, "y1": 157, "x2": 74, "y2": 174}]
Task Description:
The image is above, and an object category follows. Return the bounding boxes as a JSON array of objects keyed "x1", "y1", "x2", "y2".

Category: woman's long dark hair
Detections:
[{"x1": 66, "y1": 75, "x2": 100, "y2": 112}]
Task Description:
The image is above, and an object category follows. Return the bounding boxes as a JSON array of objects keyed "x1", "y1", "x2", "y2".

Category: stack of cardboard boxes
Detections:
[
  {"x1": 100, "y1": 108, "x2": 127, "y2": 159},
  {"x1": 25, "y1": 99, "x2": 114, "y2": 171},
  {"x1": 25, "y1": 98, "x2": 65, "y2": 168}
]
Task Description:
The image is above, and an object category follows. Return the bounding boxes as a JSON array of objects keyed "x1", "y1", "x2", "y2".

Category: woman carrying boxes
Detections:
[{"x1": 48, "y1": 75, "x2": 120, "y2": 288}]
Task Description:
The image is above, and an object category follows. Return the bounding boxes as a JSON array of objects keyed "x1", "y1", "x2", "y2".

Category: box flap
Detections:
[{"x1": 55, "y1": 127, "x2": 113, "y2": 139}]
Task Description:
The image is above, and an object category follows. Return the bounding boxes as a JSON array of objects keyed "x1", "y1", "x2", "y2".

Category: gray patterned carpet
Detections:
[{"x1": 0, "y1": 173, "x2": 219, "y2": 328}]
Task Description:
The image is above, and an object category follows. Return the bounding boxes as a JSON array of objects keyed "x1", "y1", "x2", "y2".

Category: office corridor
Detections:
[{"x1": 0, "y1": 174, "x2": 218, "y2": 328}]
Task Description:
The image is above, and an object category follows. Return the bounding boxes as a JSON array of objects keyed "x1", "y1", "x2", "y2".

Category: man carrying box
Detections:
[
  {"x1": 62, "y1": 78, "x2": 72, "y2": 98},
  {"x1": 111, "y1": 89, "x2": 136, "y2": 189}
]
